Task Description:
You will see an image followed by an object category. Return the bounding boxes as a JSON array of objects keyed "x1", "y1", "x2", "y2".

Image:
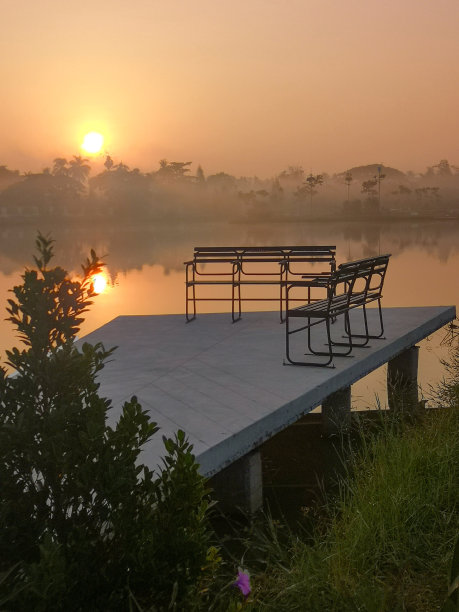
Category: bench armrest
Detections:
[
  {"x1": 301, "y1": 272, "x2": 331, "y2": 277},
  {"x1": 299, "y1": 275, "x2": 331, "y2": 285}
]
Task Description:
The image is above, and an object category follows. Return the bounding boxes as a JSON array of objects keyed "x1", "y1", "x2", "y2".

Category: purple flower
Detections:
[{"x1": 234, "y1": 569, "x2": 251, "y2": 597}]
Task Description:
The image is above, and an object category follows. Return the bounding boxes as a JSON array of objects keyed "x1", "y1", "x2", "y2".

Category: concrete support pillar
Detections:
[
  {"x1": 210, "y1": 450, "x2": 263, "y2": 515},
  {"x1": 322, "y1": 386, "x2": 351, "y2": 436},
  {"x1": 387, "y1": 346, "x2": 420, "y2": 414}
]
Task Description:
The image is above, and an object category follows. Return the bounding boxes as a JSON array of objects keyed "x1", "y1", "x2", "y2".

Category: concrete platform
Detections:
[{"x1": 79, "y1": 306, "x2": 455, "y2": 478}]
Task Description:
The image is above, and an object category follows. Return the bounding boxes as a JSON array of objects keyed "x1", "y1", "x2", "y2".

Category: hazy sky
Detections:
[{"x1": 1, "y1": 0, "x2": 458, "y2": 177}]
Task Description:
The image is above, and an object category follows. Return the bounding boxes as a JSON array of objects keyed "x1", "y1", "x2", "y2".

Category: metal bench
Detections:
[
  {"x1": 284, "y1": 254, "x2": 391, "y2": 367},
  {"x1": 185, "y1": 245, "x2": 336, "y2": 322}
]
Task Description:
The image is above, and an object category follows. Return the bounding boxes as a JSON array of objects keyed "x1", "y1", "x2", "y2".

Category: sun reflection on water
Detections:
[{"x1": 92, "y1": 273, "x2": 108, "y2": 294}]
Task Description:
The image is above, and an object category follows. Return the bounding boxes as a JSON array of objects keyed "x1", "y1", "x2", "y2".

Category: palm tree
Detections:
[
  {"x1": 68, "y1": 155, "x2": 91, "y2": 183},
  {"x1": 156, "y1": 159, "x2": 192, "y2": 182},
  {"x1": 52, "y1": 158, "x2": 68, "y2": 177},
  {"x1": 375, "y1": 167, "x2": 386, "y2": 209},
  {"x1": 344, "y1": 171, "x2": 353, "y2": 203}
]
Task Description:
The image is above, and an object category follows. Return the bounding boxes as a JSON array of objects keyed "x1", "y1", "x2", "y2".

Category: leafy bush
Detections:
[{"x1": 0, "y1": 234, "x2": 214, "y2": 610}]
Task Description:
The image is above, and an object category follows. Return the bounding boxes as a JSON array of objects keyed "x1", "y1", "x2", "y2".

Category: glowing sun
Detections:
[
  {"x1": 92, "y1": 273, "x2": 108, "y2": 294},
  {"x1": 81, "y1": 131, "x2": 104, "y2": 155}
]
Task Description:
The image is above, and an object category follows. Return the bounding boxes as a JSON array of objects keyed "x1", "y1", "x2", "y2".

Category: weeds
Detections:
[{"x1": 246, "y1": 396, "x2": 458, "y2": 610}]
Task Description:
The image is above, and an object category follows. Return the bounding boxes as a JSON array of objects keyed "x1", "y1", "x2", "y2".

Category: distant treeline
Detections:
[{"x1": 1, "y1": 156, "x2": 459, "y2": 222}]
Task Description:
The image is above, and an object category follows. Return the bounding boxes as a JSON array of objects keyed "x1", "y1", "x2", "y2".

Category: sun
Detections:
[
  {"x1": 92, "y1": 273, "x2": 108, "y2": 294},
  {"x1": 81, "y1": 131, "x2": 104, "y2": 155}
]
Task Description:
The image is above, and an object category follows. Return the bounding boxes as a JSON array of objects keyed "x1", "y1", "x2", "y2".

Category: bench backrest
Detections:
[
  {"x1": 331, "y1": 254, "x2": 391, "y2": 306},
  {"x1": 194, "y1": 245, "x2": 335, "y2": 257},
  {"x1": 192, "y1": 246, "x2": 336, "y2": 276}
]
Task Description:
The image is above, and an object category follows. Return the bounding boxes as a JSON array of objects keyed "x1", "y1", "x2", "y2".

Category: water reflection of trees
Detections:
[{"x1": 1, "y1": 220, "x2": 458, "y2": 278}]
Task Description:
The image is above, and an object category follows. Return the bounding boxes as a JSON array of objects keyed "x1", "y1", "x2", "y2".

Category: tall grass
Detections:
[
  {"x1": 204, "y1": 331, "x2": 459, "y2": 611},
  {"x1": 253, "y1": 405, "x2": 458, "y2": 611}
]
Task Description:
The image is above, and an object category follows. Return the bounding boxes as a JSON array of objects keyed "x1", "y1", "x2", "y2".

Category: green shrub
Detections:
[{"x1": 0, "y1": 234, "x2": 214, "y2": 611}]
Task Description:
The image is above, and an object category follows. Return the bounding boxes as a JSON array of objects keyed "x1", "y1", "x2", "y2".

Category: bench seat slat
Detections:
[{"x1": 288, "y1": 292, "x2": 370, "y2": 318}]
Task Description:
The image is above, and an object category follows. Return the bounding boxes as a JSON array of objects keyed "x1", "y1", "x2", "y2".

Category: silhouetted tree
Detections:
[
  {"x1": 156, "y1": 159, "x2": 192, "y2": 183},
  {"x1": 239, "y1": 190, "x2": 271, "y2": 219},
  {"x1": 90, "y1": 163, "x2": 152, "y2": 218},
  {"x1": 361, "y1": 179, "x2": 378, "y2": 198},
  {"x1": 0, "y1": 165, "x2": 19, "y2": 179},
  {"x1": 104, "y1": 155, "x2": 114, "y2": 172},
  {"x1": 361, "y1": 179, "x2": 379, "y2": 215},
  {"x1": 433, "y1": 159, "x2": 452, "y2": 176},
  {"x1": 207, "y1": 172, "x2": 236, "y2": 192},
  {"x1": 0, "y1": 165, "x2": 20, "y2": 191},
  {"x1": 0, "y1": 164, "x2": 87, "y2": 217},
  {"x1": 344, "y1": 171, "x2": 353, "y2": 203},
  {"x1": 195, "y1": 165, "x2": 205, "y2": 183},
  {"x1": 270, "y1": 178, "x2": 284, "y2": 204},
  {"x1": 431, "y1": 187, "x2": 441, "y2": 204},
  {"x1": 278, "y1": 166, "x2": 304, "y2": 183},
  {"x1": 415, "y1": 186, "x2": 441, "y2": 210},
  {"x1": 397, "y1": 185, "x2": 412, "y2": 196},
  {"x1": 68, "y1": 155, "x2": 91, "y2": 184},
  {"x1": 295, "y1": 173, "x2": 324, "y2": 210},
  {"x1": 390, "y1": 185, "x2": 413, "y2": 209},
  {"x1": 52, "y1": 158, "x2": 68, "y2": 177},
  {"x1": 238, "y1": 190, "x2": 257, "y2": 206},
  {"x1": 374, "y1": 168, "x2": 386, "y2": 209}
]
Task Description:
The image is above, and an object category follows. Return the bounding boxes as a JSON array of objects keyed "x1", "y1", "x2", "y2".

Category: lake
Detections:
[{"x1": 1, "y1": 219, "x2": 458, "y2": 409}]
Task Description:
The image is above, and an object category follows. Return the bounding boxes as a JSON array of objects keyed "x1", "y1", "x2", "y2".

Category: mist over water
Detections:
[
  {"x1": 1, "y1": 159, "x2": 459, "y2": 227},
  {"x1": 1, "y1": 217, "x2": 459, "y2": 279}
]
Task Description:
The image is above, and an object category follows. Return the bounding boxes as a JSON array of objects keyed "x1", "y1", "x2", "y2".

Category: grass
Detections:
[
  {"x1": 233, "y1": 405, "x2": 459, "y2": 612},
  {"x1": 200, "y1": 330, "x2": 459, "y2": 611}
]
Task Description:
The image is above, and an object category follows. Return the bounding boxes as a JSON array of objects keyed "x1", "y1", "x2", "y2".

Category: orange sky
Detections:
[{"x1": 1, "y1": 0, "x2": 458, "y2": 177}]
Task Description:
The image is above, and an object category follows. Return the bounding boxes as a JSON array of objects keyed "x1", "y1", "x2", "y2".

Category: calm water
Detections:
[{"x1": 1, "y1": 220, "x2": 458, "y2": 408}]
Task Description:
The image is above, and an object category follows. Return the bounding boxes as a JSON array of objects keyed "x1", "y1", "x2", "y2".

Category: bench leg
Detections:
[
  {"x1": 285, "y1": 311, "x2": 358, "y2": 367},
  {"x1": 185, "y1": 282, "x2": 196, "y2": 322},
  {"x1": 360, "y1": 300, "x2": 385, "y2": 339},
  {"x1": 285, "y1": 316, "x2": 335, "y2": 367},
  {"x1": 232, "y1": 282, "x2": 242, "y2": 322},
  {"x1": 342, "y1": 301, "x2": 385, "y2": 342},
  {"x1": 375, "y1": 300, "x2": 385, "y2": 338},
  {"x1": 280, "y1": 282, "x2": 284, "y2": 323},
  {"x1": 307, "y1": 313, "x2": 354, "y2": 358},
  {"x1": 331, "y1": 305, "x2": 371, "y2": 348}
]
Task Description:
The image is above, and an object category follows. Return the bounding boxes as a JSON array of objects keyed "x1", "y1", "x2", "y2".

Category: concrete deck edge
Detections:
[{"x1": 197, "y1": 305, "x2": 456, "y2": 476}]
